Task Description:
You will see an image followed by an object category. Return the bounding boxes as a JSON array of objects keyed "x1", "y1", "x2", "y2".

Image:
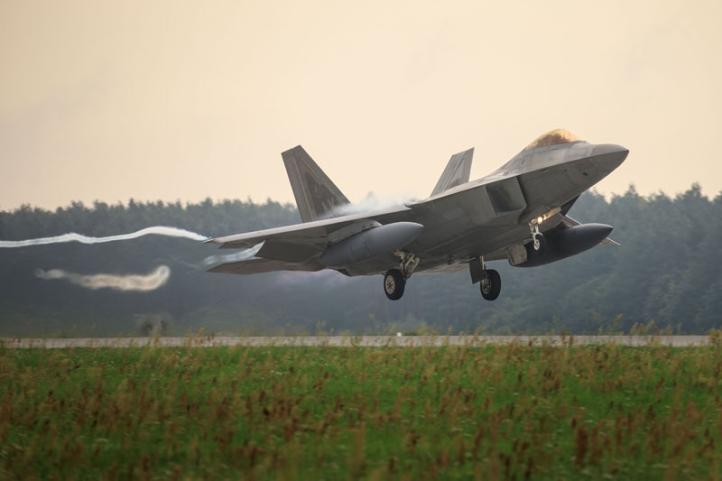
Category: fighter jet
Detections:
[{"x1": 207, "y1": 129, "x2": 628, "y2": 301}]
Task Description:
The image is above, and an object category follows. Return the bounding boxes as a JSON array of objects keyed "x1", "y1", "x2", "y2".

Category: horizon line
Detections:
[{"x1": 1, "y1": 182, "x2": 717, "y2": 214}]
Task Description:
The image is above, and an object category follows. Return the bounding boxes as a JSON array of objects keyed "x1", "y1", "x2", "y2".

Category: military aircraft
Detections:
[{"x1": 207, "y1": 129, "x2": 628, "y2": 301}]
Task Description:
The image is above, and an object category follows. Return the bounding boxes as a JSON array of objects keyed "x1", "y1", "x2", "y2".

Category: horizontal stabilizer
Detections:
[
  {"x1": 431, "y1": 148, "x2": 474, "y2": 196},
  {"x1": 282, "y1": 146, "x2": 350, "y2": 222},
  {"x1": 206, "y1": 205, "x2": 413, "y2": 251}
]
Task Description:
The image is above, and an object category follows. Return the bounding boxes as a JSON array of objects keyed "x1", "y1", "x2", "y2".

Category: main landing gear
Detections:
[
  {"x1": 383, "y1": 252, "x2": 420, "y2": 301},
  {"x1": 383, "y1": 269, "x2": 405, "y2": 300},
  {"x1": 385, "y1": 217, "x2": 549, "y2": 301},
  {"x1": 479, "y1": 269, "x2": 502, "y2": 301},
  {"x1": 469, "y1": 257, "x2": 502, "y2": 301}
]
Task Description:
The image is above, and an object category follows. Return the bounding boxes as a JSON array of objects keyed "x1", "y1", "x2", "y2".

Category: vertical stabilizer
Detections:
[
  {"x1": 430, "y1": 148, "x2": 474, "y2": 196},
  {"x1": 282, "y1": 146, "x2": 350, "y2": 222}
]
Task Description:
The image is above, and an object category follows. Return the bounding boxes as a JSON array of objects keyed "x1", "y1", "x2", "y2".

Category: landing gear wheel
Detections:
[
  {"x1": 384, "y1": 269, "x2": 406, "y2": 301},
  {"x1": 479, "y1": 269, "x2": 501, "y2": 301}
]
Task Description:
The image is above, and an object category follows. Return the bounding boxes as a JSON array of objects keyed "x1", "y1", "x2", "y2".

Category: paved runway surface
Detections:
[{"x1": 0, "y1": 335, "x2": 713, "y2": 348}]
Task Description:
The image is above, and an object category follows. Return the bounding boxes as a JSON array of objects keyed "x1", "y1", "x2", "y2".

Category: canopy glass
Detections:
[{"x1": 524, "y1": 129, "x2": 580, "y2": 150}]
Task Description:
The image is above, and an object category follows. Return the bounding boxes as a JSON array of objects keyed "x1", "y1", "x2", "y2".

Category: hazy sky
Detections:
[{"x1": 1, "y1": 0, "x2": 721, "y2": 210}]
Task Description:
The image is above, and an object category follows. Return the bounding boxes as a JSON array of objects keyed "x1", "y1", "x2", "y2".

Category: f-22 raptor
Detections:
[{"x1": 208, "y1": 130, "x2": 628, "y2": 301}]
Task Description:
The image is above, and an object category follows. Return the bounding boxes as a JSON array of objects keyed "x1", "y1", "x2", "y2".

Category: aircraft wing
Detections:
[
  {"x1": 209, "y1": 206, "x2": 410, "y2": 250},
  {"x1": 210, "y1": 221, "x2": 329, "y2": 250},
  {"x1": 205, "y1": 206, "x2": 411, "y2": 272},
  {"x1": 208, "y1": 256, "x2": 324, "y2": 274}
]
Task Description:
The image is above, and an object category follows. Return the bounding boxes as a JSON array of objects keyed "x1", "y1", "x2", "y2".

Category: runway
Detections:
[{"x1": 0, "y1": 335, "x2": 713, "y2": 348}]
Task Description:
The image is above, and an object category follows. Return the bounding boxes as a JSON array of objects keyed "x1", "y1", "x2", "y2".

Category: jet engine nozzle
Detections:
[
  {"x1": 512, "y1": 223, "x2": 613, "y2": 268},
  {"x1": 320, "y1": 222, "x2": 424, "y2": 268}
]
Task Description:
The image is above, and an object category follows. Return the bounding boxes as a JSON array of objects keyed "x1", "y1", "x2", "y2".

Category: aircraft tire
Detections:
[
  {"x1": 480, "y1": 269, "x2": 501, "y2": 301},
  {"x1": 384, "y1": 269, "x2": 406, "y2": 301}
]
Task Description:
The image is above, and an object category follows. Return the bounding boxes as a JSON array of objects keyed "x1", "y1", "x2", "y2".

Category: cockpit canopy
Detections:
[{"x1": 524, "y1": 129, "x2": 580, "y2": 151}]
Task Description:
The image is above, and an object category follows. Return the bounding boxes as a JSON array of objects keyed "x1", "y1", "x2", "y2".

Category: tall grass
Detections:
[{"x1": 0, "y1": 344, "x2": 720, "y2": 480}]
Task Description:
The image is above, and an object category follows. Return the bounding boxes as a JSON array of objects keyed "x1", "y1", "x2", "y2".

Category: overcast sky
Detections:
[{"x1": 1, "y1": 0, "x2": 721, "y2": 210}]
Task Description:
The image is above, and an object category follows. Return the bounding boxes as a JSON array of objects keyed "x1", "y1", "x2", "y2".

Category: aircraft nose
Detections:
[
  {"x1": 592, "y1": 143, "x2": 629, "y2": 171},
  {"x1": 566, "y1": 143, "x2": 628, "y2": 189},
  {"x1": 593, "y1": 143, "x2": 629, "y2": 156}
]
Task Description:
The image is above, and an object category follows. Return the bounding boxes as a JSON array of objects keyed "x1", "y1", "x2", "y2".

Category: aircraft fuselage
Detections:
[
  {"x1": 341, "y1": 140, "x2": 628, "y2": 276},
  {"x1": 209, "y1": 130, "x2": 629, "y2": 301}
]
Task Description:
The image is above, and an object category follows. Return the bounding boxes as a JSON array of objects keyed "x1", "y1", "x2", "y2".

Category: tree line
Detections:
[{"x1": 0, "y1": 185, "x2": 720, "y2": 336}]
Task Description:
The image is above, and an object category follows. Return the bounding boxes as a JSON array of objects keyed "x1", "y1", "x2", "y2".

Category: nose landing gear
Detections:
[
  {"x1": 529, "y1": 219, "x2": 546, "y2": 251},
  {"x1": 529, "y1": 208, "x2": 561, "y2": 251}
]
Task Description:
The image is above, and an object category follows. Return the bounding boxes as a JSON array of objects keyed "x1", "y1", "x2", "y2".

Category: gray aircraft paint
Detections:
[
  {"x1": 431, "y1": 148, "x2": 474, "y2": 197},
  {"x1": 208, "y1": 130, "x2": 628, "y2": 280},
  {"x1": 282, "y1": 145, "x2": 350, "y2": 222},
  {"x1": 512, "y1": 223, "x2": 613, "y2": 267},
  {"x1": 320, "y1": 222, "x2": 424, "y2": 267}
]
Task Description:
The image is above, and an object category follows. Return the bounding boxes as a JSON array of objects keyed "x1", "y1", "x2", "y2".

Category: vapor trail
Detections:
[
  {"x1": 202, "y1": 242, "x2": 264, "y2": 268},
  {"x1": 0, "y1": 226, "x2": 207, "y2": 248},
  {"x1": 35, "y1": 265, "x2": 171, "y2": 292},
  {"x1": 329, "y1": 192, "x2": 414, "y2": 217}
]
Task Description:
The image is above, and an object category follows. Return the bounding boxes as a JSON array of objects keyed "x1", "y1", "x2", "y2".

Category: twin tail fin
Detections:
[
  {"x1": 282, "y1": 146, "x2": 350, "y2": 222},
  {"x1": 431, "y1": 148, "x2": 474, "y2": 196}
]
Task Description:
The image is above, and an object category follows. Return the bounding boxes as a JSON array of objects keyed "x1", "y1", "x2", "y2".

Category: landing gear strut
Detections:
[
  {"x1": 398, "y1": 252, "x2": 420, "y2": 278},
  {"x1": 469, "y1": 257, "x2": 502, "y2": 301},
  {"x1": 529, "y1": 219, "x2": 546, "y2": 251},
  {"x1": 383, "y1": 252, "x2": 420, "y2": 301}
]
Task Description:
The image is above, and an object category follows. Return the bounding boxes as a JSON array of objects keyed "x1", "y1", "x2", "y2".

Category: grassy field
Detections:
[{"x1": 1, "y1": 344, "x2": 721, "y2": 480}]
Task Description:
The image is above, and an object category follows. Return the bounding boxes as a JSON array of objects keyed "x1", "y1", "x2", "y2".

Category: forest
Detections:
[{"x1": 0, "y1": 185, "x2": 720, "y2": 336}]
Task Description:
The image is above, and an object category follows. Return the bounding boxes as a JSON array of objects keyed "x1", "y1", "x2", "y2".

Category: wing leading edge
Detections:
[{"x1": 206, "y1": 206, "x2": 412, "y2": 274}]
